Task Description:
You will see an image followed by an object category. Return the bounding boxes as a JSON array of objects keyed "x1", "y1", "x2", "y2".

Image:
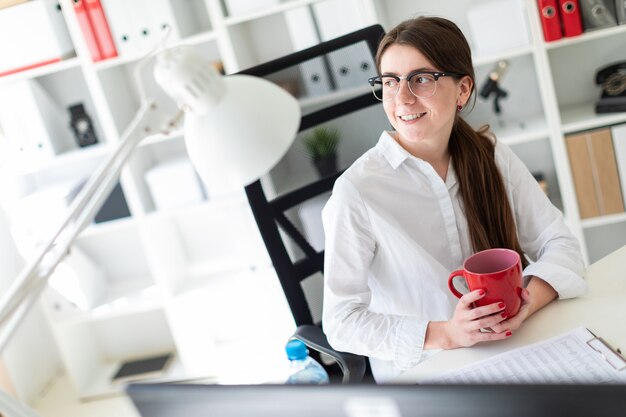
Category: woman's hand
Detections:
[
  {"x1": 490, "y1": 288, "x2": 532, "y2": 334},
  {"x1": 443, "y1": 289, "x2": 513, "y2": 349}
]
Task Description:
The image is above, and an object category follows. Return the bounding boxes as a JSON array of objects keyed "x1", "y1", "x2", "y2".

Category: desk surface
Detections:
[{"x1": 395, "y1": 245, "x2": 626, "y2": 383}]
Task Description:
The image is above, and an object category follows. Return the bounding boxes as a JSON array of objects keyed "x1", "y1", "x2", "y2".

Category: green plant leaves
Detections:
[{"x1": 302, "y1": 126, "x2": 340, "y2": 161}]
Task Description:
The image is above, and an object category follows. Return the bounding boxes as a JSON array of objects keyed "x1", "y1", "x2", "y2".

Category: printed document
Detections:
[{"x1": 420, "y1": 327, "x2": 626, "y2": 384}]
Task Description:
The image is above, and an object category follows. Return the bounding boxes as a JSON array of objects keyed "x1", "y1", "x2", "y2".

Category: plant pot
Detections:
[{"x1": 313, "y1": 154, "x2": 338, "y2": 178}]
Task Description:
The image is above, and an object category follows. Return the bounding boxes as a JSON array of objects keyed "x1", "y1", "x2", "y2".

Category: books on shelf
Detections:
[
  {"x1": 73, "y1": 0, "x2": 117, "y2": 62},
  {"x1": 565, "y1": 127, "x2": 625, "y2": 219}
]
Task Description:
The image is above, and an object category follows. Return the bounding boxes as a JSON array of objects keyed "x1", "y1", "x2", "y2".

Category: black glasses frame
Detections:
[
  {"x1": 367, "y1": 71, "x2": 464, "y2": 87},
  {"x1": 368, "y1": 71, "x2": 465, "y2": 101}
]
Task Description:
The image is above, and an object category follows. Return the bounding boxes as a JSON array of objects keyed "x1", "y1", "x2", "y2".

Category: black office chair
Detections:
[{"x1": 239, "y1": 25, "x2": 385, "y2": 383}]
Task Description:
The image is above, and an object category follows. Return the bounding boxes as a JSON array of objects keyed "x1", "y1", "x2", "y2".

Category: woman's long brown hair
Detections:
[{"x1": 375, "y1": 16, "x2": 527, "y2": 266}]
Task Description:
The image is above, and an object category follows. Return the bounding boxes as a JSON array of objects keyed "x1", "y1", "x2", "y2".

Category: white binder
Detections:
[
  {"x1": 298, "y1": 57, "x2": 333, "y2": 98},
  {"x1": 326, "y1": 41, "x2": 376, "y2": 91},
  {"x1": 284, "y1": 7, "x2": 332, "y2": 98},
  {"x1": 0, "y1": 0, "x2": 74, "y2": 75},
  {"x1": 101, "y1": 0, "x2": 138, "y2": 56},
  {"x1": 103, "y1": 0, "x2": 198, "y2": 57},
  {"x1": 141, "y1": 0, "x2": 199, "y2": 50},
  {"x1": 312, "y1": 0, "x2": 375, "y2": 91}
]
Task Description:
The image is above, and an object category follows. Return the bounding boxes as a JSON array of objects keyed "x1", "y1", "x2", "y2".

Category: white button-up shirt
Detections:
[{"x1": 322, "y1": 131, "x2": 588, "y2": 383}]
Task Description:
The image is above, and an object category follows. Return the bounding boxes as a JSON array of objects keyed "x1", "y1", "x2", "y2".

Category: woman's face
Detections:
[{"x1": 379, "y1": 43, "x2": 471, "y2": 153}]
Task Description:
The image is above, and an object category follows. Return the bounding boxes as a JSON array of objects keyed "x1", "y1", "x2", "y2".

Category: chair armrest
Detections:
[{"x1": 291, "y1": 324, "x2": 366, "y2": 383}]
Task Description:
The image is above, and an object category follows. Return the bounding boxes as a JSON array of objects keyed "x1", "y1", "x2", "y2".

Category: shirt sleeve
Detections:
[
  {"x1": 498, "y1": 144, "x2": 588, "y2": 299},
  {"x1": 321, "y1": 176, "x2": 428, "y2": 371}
]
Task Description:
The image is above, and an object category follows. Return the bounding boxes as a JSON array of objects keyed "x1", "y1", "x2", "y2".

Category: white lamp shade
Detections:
[{"x1": 184, "y1": 75, "x2": 301, "y2": 191}]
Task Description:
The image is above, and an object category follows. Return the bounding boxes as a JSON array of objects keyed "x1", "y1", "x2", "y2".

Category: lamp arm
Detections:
[
  {"x1": 0, "y1": 99, "x2": 166, "y2": 352},
  {"x1": 0, "y1": 389, "x2": 43, "y2": 417}
]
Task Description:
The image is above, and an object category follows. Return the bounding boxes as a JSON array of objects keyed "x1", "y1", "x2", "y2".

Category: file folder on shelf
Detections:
[
  {"x1": 326, "y1": 42, "x2": 376, "y2": 91},
  {"x1": 538, "y1": 0, "x2": 563, "y2": 41},
  {"x1": 284, "y1": 7, "x2": 333, "y2": 98},
  {"x1": 85, "y1": 0, "x2": 117, "y2": 60},
  {"x1": 579, "y1": 0, "x2": 618, "y2": 31},
  {"x1": 559, "y1": 0, "x2": 584, "y2": 37},
  {"x1": 565, "y1": 128, "x2": 624, "y2": 219},
  {"x1": 101, "y1": 0, "x2": 137, "y2": 56},
  {"x1": 73, "y1": 0, "x2": 102, "y2": 61},
  {"x1": 101, "y1": 0, "x2": 196, "y2": 57},
  {"x1": 0, "y1": 0, "x2": 74, "y2": 76}
]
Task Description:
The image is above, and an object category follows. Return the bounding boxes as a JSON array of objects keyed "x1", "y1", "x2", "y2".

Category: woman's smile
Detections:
[{"x1": 398, "y1": 112, "x2": 427, "y2": 122}]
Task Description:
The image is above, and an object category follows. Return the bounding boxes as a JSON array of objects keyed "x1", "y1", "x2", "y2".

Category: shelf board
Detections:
[
  {"x1": 175, "y1": 30, "x2": 219, "y2": 48},
  {"x1": 4, "y1": 142, "x2": 113, "y2": 177},
  {"x1": 52, "y1": 281, "x2": 163, "y2": 327},
  {"x1": 473, "y1": 45, "x2": 534, "y2": 67},
  {"x1": 581, "y1": 212, "x2": 626, "y2": 229},
  {"x1": 299, "y1": 85, "x2": 372, "y2": 109},
  {"x1": 560, "y1": 103, "x2": 626, "y2": 134},
  {"x1": 492, "y1": 117, "x2": 549, "y2": 146},
  {"x1": 545, "y1": 25, "x2": 626, "y2": 51},
  {"x1": 300, "y1": 86, "x2": 370, "y2": 108},
  {"x1": 224, "y1": 0, "x2": 324, "y2": 25},
  {"x1": 0, "y1": 56, "x2": 80, "y2": 86}
]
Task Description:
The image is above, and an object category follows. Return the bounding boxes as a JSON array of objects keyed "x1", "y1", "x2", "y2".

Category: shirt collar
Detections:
[
  {"x1": 377, "y1": 130, "x2": 457, "y2": 189},
  {"x1": 377, "y1": 131, "x2": 412, "y2": 169}
]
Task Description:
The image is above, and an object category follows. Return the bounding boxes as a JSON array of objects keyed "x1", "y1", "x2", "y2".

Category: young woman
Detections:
[{"x1": 321, "y1": 16, "x2": 588, "y2": 383}]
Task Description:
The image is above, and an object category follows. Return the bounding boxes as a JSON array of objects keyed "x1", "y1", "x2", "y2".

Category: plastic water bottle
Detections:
[{"x1": 285, "y1": 339, "x2": 329, "y2": 384}]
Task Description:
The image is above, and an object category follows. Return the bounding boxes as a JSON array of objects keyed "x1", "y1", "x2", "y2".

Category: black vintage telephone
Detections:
[{"x1": 595, "y1": 62, "x2": 626, "y2": 113}]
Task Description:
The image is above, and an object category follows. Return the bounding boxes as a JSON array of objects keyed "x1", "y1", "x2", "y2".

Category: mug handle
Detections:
[{"x1": 448, "y1": 270, "x2": 465, "y2": 299}]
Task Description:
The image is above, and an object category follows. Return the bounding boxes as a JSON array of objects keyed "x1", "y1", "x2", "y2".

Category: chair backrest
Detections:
[{"x1": 239, "y1": 25, "x2": 386, "y2": 327}]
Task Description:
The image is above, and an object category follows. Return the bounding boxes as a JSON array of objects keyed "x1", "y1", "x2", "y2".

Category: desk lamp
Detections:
[{"x1": 0, "y1": 42, "x2": 300, "y2": 416}]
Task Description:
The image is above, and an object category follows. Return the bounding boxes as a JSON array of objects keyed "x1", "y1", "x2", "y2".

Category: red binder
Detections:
[
  {"x1": 538, "y1": 0, "x2": 563, "y2": 42},
  {"x1": 84, "y1": 0, "x2": 118, "y2": 60},
  {"x1": 73, "y1": 0, "x2": 102, "y2": 62},
  {"x1": 559, "y1": 0, "x2": 583, "y2": 37}
]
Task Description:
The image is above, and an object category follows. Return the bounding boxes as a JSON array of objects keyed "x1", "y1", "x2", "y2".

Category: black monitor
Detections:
[{"x1": 127, "y1": 382, "x2": 626, "y2": 417}]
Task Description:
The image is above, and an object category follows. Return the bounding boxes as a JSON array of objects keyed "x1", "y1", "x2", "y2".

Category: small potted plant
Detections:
[{"x1": 302, "y1": 126, "x2": 341, "y2": 178}]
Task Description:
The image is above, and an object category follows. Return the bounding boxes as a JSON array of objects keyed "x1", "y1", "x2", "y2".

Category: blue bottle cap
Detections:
[{"x1": 285, "y1": 339, "x2": 308, "y2": 360}]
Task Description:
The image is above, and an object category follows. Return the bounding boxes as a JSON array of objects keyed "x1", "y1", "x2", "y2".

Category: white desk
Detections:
[{"x1": 395, "y1": 245, "x2": 626, "y2": 383}]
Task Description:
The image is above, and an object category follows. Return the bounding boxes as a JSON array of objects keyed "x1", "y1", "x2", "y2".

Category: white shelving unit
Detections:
[{"x1": 1, "y1": 0, "x2": 625, "y2": 407}]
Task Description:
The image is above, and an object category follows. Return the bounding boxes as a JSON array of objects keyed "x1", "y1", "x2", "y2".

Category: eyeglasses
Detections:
[{"x1": 368, "y1": 71, "x2": 464, "y2": 102}]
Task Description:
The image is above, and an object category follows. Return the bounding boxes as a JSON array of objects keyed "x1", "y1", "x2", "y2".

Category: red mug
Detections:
[{"x1": 448, "y1": 248, "x2": 523, "y2": 318}]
